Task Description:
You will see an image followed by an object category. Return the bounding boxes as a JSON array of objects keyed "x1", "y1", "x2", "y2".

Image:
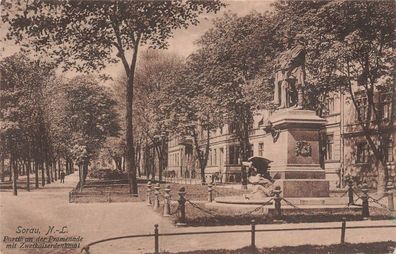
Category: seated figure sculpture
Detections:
[{"x1": 244, "y1": 166, "x2": 275, "y2": 200}]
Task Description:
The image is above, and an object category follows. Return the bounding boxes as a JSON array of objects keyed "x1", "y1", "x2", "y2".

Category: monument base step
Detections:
[
  {"x1": 276, "y1": 179, "x2": 330, "y2": 198},
  {"x1": 270, "y1": 169, "x2": 326, "y2": 179}
]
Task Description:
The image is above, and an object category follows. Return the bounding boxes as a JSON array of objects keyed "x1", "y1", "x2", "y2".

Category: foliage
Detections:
[
  {"x1": 271, "y1": 0, "x2": 395, "y2": 189},
  {"x1": 88, "y1": 168, "x2": 128, "y2": 181},
  {"x1": 0, "y1": 53, "x2": 56, "y2": 192},
  {"x1": 2, "y1": 0, "x2": 225, "y2": 194},
  {"x1": 64, "y1": 75, "x2": 120, "y2": 166}
]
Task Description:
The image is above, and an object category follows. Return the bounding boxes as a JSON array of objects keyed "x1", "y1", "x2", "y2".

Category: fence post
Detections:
[
  {"x1": 273, "y1": 186, "x2": 283, "y2": 223},
  {"x1": 153, "y1": 183, "x2": 160, "y2": 210},
  {"x1": 163, "y1": 184, "x2": 171, "y2": 217},
  {"x1": 147, "y1": 181, "x2": 152, "y2": 206},
  {"x1": 361, "y1": 182, "x2": 370, "y2": 219},
  {"x1": 386, "y1": 181, "x2": 394, "y2": 211},
  {"x1": 348, "y1": 179, "x2": 354, "y2": 205},
  {"x1": 251, "y1": 219, "x2": 256, "y2": 249},
  {"x1": 208, "y1": 183, "x2": 213, "y2": 202},
  {"x1": 176, "y1": 187, "x2": 187, "y2": 226},
  {"x1": 340, "y1": 217, "x2": 346, "y2": 244},
  {"x1": 154, "y1": 224, "x2": 159, "y2": 254}
]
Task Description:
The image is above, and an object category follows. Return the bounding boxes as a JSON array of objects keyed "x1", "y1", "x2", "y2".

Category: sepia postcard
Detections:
[{"x1": 0, "y1": 0, "x2": 395, "y2": 253}]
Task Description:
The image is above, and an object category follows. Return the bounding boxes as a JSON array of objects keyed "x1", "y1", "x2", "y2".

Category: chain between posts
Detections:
[
  {"x1": 367, "y1": 195, "x2": 392, "y2": 210},
  {"x1": 185, "y1": 197, "x2": 274, "y2": 218}
]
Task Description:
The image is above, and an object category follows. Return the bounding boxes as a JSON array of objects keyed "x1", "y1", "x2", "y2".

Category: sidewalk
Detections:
[
  {"x1": 86, "y1": 219, "x2": 396, "y2": 254},
  {"x1": 1, "y1": 174, "x2": 395, "y2": 254}
]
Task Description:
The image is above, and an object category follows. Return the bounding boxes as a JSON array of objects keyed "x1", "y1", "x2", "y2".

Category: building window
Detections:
[
  {"x1": 214, "y1": 149, "x2": 217, "y2": 166},
  {"x1": 385, "y1": 139, "x2": 394, "y2": 162},
  {"x1": 229, "y1": 145, "x2": 240, "y2": 165},
  {"x1": 356, "y1": 142, "x2": 369, "y2": 163},
  {"x1": 325, "y1": 135, "x2": 334, "y2": 161},
  {"x1": 249, "y1": 144, "x2": 254, "y2": 157},
  {"x1": 355, "y1": 95, "x2": 368, "y2": 121},
  {"x1": 379, "y1": 93, "x2": 392, "y2": 120},
  {"x1": 258, "y1": 143, "x2": 264, "y2": 157},
  {"x1": 325, "y1": 97, "x2": 335, "y2": 115}
]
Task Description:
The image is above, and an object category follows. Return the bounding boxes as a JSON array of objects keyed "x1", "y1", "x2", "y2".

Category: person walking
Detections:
[{"x1": 60, "y1": 171, "x2": 66, "y2": 183}]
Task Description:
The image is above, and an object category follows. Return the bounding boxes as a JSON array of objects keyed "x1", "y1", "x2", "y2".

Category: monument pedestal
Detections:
[{"x1": 264, "y1": 109, "x2": 329, "y2": 198}]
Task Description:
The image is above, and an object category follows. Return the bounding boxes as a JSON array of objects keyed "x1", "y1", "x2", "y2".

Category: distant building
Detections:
[{"x1": 166, "y1": 89, "x2": 395, "y2": 189}]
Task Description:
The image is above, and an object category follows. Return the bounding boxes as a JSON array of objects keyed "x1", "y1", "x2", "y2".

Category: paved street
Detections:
[{"x1": 1, "y1": 173, "x2": 395, "y2": 254}]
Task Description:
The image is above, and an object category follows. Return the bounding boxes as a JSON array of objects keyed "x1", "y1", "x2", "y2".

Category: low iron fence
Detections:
[
  {"x1": 144, "y1": 180, "x2": 395, "y2": 223},
  {"x1": 79, "y1": 179, "x2": 396, "y2": 253},
  {"x1": 81, "y1": 219, "x2": 396, "y2": 254}
]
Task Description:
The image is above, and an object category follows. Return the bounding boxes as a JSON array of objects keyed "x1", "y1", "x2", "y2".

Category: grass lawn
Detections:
[
  {"x1": 70, "y1": 179, "x2": 249, "y2": 203},
  {"x1": 161, "y1": 241, "x2": 396, "y2": 254}
]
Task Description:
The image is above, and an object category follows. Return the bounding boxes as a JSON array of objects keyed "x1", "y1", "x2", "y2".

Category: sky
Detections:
[
  {"x1": 0, "y1": 0, "x2": 274, "y2": 80},
  {"x1": 166, "y1": 0, "x2": 274, "y2": 57}
]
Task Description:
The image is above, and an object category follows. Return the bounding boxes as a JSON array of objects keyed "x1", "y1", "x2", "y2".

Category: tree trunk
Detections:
[
  {"x1": 46, "y1": 161, "x2": 51, "y2": 184},
  {"x1": 377, "y1": 162, "x2": 387, "y2": 193},
  {"x1": 66, "y1": 159, "x2": 70, "y2": 175},
  {"x1": 26, "y1": 159, "x2": 31, "y2": 192},
  {"x1": 122, "y1": 156, "x2": 126, "y2": 172},
  {"x1": 83, "y1": 162, "x2": 88, "y2": 183},
  {"x1": 15, "y1": 160, "x2": 19, "y2": 180},
  {"x1": 58, "y1": 158, "x2": 61, "y2": 178},
  {"x1": 9, "y1": 158, "x2": 12, "y2": 181},
  {"x1": 21, "y1": 162, "x2": 25, "y2": 176},
  {"x1": 50, "y1": 161, "x2": 54, "y2": 182},
  {"x1": 11, "y1": 155, "x2": 17, "y2": 196},
  {"x1": 41, "y1": 162, "x2": 45, "y2": 187},
  {"x1": 54, "y1": 160, "x2": 57, "y2": 181},
  {"x1": 79, "y1": 165, "x2": 83, "y2": 192},
  {"x1": 34, "y1": 160, "x2": 39, "y2": 188},
  {"x1": 192, "y1": 128, "x2": 209, "y2": 184},
  {"x1": 126, "y1": 66, "x2": 138, "y2": 195},
  {"x1": 0, "y1": 157, "x2": 4, "y2": 182}
]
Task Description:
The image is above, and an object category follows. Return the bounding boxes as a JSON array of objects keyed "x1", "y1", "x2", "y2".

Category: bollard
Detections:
[
  {"x1": 176, "y1": 187, "x2": 187, "y2": 226},
  {"x1": 208, "y1": 183, "x2": 213, "y2": 202},
  {"x1": 361, "y1": 182, "x2": 370, "y2": 219},
  {"x1": 153, "y1": 183, "x2": 160, "y2": 210},
  {"x1": 386, "y1": 181, "x2": 394, "y2": 211},
  {"x1": 340, "y1": 217, "x2": 346, "y2": 244},
  {"x1": 154, "y1": 224, "x2": 159, "y2": 254},
  {"x1": 251, "y1": 219, "x2": 256, "y2": 248},
  {"x1": 81, "y1": 246, "x2": 90, "y2": 254},
  {"x1": 273, "y1": 186, "x2": 283, "y2": 223},
  {"x1": 147, "y1": 181, "x2": 153, "y2": 206},
  {"x1": 163, "y1": 184, "x2": 171, "y2": 216},
  {"x1": 348, "y1": 179, "x2": 354, "y2": 205}
]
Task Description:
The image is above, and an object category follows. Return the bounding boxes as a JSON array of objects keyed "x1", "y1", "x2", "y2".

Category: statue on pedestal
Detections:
[{"x1": 273, "y1": 36, "x2": 306, "y2": 109}]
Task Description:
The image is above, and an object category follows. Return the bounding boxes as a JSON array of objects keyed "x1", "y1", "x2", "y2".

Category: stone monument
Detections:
[{"x1": 264, "y1": 37, "x2": 330, "y2": 198}]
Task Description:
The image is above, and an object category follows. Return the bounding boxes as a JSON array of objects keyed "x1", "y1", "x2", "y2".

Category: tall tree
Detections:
[
  {"x1": 161, "y1": 52, "x2": 226, "y2": 184},
  {"x1": 63, "y1": 76, "x2": 120, "y2": 189},
  {"x1": 2, "y1": 0, "x2": 224, "y2": 195},
  {"x1": 134, "y1": 50, "x2": 184, "y2": 181},
  {"x1": 0, "y1": 54, "x2": 55, "y2": 194},
  {"x1": 272, "y1": 0, "x2": 395, "y2": 190},
  {"x1": 189, "y1": 12, "x2": 279, "y2": 176}
]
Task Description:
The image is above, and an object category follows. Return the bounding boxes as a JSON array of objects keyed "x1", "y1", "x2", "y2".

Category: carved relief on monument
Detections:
[{"x1": 295, "y1": 141, "x2": 312, "y2": 157}]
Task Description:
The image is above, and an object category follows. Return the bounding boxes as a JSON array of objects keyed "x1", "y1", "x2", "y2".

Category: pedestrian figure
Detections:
[{"x1": 60, "y1": 171, "x2": 66, "y2": 183}]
